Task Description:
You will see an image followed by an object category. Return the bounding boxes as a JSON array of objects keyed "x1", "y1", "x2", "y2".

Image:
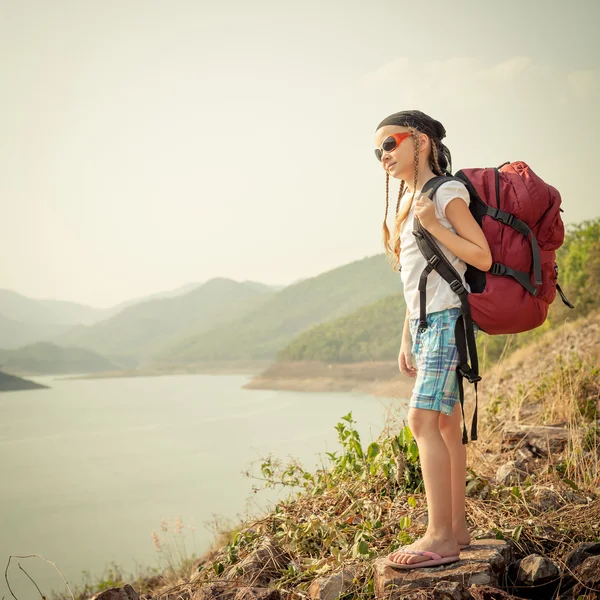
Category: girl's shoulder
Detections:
[{"x1": 433, "y1": 179, "x2": 470, "y2": 216}]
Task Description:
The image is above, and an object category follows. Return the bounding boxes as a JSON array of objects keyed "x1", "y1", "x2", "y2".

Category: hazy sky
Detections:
[{"x1": 1, "y1": 0, "x2": 599, "y2": 308}]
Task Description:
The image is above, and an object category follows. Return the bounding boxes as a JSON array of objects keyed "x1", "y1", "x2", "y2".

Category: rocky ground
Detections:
[{"x1": 54, "y1": 313, "x2": 600, "y2": 600}]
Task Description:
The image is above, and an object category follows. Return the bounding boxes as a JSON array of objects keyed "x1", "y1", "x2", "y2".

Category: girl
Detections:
[{"x1": 374, "y1": 110, "x2": 492, "y2": 569}]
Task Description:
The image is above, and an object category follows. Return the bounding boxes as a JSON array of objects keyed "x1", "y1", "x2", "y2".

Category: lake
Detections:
[{"x1": 0, "y1": 373, "x2": 404, "y2": 599}]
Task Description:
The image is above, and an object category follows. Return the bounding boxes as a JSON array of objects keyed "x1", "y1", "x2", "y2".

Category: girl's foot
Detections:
[
  {"x1": 387, "y1": 534, "x2": 460, "y2": 566},
  {"x1": 453, "y1": 523, "x2": 471, "y2": 548}
]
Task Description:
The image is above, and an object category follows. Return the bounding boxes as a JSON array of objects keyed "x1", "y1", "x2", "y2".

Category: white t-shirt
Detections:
[{"x1": 399, "y1": 180, "x2": 471, "y2": 318}]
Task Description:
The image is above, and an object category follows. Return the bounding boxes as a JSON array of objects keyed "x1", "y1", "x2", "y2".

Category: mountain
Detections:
[
  {"x1": 0, "y1": 312, "x2": 71, "y2": 350},
  {"x1": 0, "y1": 370, "x2": 48, "y2": 392},
  {"x1": 53, "y1": 278, "x2": 275, "y2": 366},
  {"x1": 0, "y1": 289, "x2": 107, "y2": 326},
  {"x1": 276, "y1": 293, "x2": 406, "y2": 362},
  {"x1": 150, "y1": 254, "x2": 402, "y2": 364},
  {"x1": 0, "y1": 342, "x2": 119, "y2": 376}
]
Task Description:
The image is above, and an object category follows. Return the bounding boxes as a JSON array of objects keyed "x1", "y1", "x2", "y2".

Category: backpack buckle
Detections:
[
  {"x1": 491, "y1": 263, "x2": 506, "y2": 276},
  {"x1": 450, "y1": 280, "x2": 466, "y2": 295},
  {"x1": 458, "y1": 364, "x2": 482, "y2": 384},
  {"x1": 428, "y1": 255, "x2": 440, "y2": 267}
]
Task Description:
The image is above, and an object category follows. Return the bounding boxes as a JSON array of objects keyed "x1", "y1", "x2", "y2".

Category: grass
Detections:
[{"x1": 36, "y1": 313, "x2": 600, "y2": 600}]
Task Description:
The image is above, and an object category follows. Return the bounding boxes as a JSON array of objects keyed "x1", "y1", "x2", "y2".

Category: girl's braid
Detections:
[{"x1": 430, "y1": 141, "x2": 444, "y2": 176}]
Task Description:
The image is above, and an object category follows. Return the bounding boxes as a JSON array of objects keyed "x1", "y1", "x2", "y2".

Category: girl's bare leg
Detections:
[
  {"x1": 439, "y1": 402, "x2": 471, "y2": 547},
  {"x1": 388, "y1": 407, "x2": 460, "y2": 565}
]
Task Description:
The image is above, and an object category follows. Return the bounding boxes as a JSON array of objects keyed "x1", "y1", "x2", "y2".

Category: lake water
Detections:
[{"x1": 0, "y1": 374, "x2": 404, "y2": 599}]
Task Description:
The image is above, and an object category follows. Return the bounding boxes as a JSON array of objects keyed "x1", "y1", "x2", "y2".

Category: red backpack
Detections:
[{"x1": 416, "y1": 162, "x2": 574, "y2": 443}]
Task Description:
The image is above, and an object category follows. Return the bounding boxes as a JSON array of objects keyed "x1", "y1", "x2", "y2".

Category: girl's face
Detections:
[{"x1": 373, "y1": 125, "x2": 429, "y2": 181}]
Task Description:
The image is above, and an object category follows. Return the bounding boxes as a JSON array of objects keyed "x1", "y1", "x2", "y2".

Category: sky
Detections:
[{"x1": 1, "y1": 0, "x2": 599, "y2": 308}]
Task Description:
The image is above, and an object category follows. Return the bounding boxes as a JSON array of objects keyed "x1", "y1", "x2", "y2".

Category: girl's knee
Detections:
[
  {"x1": 408, "y1": 407, "x2": 440, "y2": 439},
  {"x1": 438, "y1": 408, "x2": 462, "y2": 441}
]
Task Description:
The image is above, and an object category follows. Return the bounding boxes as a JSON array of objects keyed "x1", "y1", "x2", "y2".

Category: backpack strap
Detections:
[
  {"x1": 414, "y1": 177, "x2": 480, "y2": 444},
  {"x1": 485, "y1": 205, "x2": 542, "y2": 287}
]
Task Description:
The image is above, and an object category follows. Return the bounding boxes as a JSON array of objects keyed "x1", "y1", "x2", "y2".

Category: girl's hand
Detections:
[
  {"x1": 414, "y1": 195, "x2": 438, "y2": 231},
  {"x1": 398, "y1": 343, "x2": 417, "y2": 378}
]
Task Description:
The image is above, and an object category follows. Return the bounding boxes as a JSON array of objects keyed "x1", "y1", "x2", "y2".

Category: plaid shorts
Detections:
[{"x1": 408, "y1": 307, "x2": 477, "y2": 416}]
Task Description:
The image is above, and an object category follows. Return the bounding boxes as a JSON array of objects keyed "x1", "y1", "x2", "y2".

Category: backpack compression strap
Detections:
[{"x1": 413, "y1": 177, "x2": 481, "y2": 444}]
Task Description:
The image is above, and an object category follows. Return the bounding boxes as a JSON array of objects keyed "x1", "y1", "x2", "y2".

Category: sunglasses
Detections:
[{"x1": 374, "y1": 132, "x2": 412, "y2": 162}]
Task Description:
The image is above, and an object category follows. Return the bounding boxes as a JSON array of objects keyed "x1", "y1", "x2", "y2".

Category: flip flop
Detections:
[{"x1": 384, "y1": 549, "x2": 461, "y2": 570}]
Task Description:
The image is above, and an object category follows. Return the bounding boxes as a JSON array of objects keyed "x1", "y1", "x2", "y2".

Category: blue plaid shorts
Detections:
[{"x1": 408, "y1": 307, "x2": 478, "y2": 416}]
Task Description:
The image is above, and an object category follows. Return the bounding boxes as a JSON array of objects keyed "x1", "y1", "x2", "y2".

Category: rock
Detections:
[
  {"x1": 192, "y1": 582, "x2": 237, "y2": 600},
  {"x1": 308, "y1": 566, "x2": 356, "y2": 600},
  {"x1": 495, "y1": 461, "x2": 527, "y2": 486},
  {"x1": 515, "y1": 554, "x2": 560, "y2": 585},
  {"x1": 501, "y1": 425, "x2": 569, "y2": 456},
  {"x1": 224, "y1": 538, "x2": 290, "y2": 586},
  {"x1": 373, "y1": 539, "x2": 513, "y2": 599},
  {"x1": 469, "y1": 585, "x2": 520, "y2": 599},
  {"x1": 234, "y1": 588, "x2": 281, "y2": 600},
  {"x1": 90, "y1": 585, "x2": 140, "y2": 600},
  {"x1": 529, "y1": 486, "x2": 564, "y2": 513},
  {"x1": 515, "y1": 446, "x2": 535, "y2": 465},
  {"x1": 431, "y1": 580, "x2": 471, "y2": 599},
  {"x1": 564, "y1": 542, "x2": 600, "y2": 571},
  {"x1": 560, "y1": 543, "x2": 600, "y2": 597},
  {"x1": 506, "y1": 554, "x2": 560, "y2": 599},
  {"x1": 568, "y1": 555, "x2": 600, "y2": 599}
]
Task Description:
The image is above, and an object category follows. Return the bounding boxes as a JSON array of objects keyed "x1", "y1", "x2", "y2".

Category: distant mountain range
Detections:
[
  {"x1": 0, "y1": 255, "x2": 401, "y2": 375},
  {"x1": 0, "y1": 342, "x2": 119, "y2": 376},
  {"x1": 149, "y1": 255, "x2": 401, "y2": 365}
]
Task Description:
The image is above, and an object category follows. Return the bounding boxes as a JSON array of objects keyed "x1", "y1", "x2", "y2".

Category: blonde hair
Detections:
[{"x1": 381, "y1": 128, "x2": 446, "y2": 270}]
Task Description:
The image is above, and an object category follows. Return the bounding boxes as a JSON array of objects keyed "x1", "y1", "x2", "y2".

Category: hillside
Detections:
[
  {"x1": 54, "y1": 278, "x2": 275, "y2": 366},
  {"x1": 276, "y1": 293, "x2": 406, "y2": 362},
  {"x1": 0, "y1": 370, "x2": 48, "y2": 392},
  {"x1": 148, "y1": 254, "x2": 402, "y2": 365},
  {"x1": 0, "y1": 311, "x2": 71, "y2": 350},
  {"x1": 0, "y1": 342, "x2": 119, "y2": 376},
  {"x1": 0, "y1": 288, "x2": 106, "y2": 327}
]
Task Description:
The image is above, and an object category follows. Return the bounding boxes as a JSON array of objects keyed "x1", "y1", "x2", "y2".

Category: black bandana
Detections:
[{"x1": 375, "y1": 110, "x2": 446, "y2": 140}]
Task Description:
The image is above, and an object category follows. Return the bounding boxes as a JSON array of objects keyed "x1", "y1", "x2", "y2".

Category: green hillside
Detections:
[
  {"x1": 272, "y1": 218, "x2": 600, "y2": 366},
  {"x1": 149, "y1": 254, "x2": 402, "y2": 364},
  {"x1": 54, "y1": 278, "x2": 274, "y2": 366},
  {"x1": 277, "y1": 293, "x2": 406, "y2": 362},
  {"x1": 0, "y1": 342, "x2": 119, "y2": 375},
  {"x1": 0, "y1": 370, "x2": 48, "y2": 392}
]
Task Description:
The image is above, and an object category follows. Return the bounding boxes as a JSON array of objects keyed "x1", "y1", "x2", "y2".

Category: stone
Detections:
[
  {"x1": 192, "y1": 582, "x2": 237, "y2": 600},
  {"x1": 308, "y1": 566, "x2": 356, "y2": 600},
  {"x1": 514, "y1": 554, "x2": 559, "y2": 585},
  {"x1": 234, "y1": 588, "x2": 281, "y2": 600},
  {"x1": 565, "y1": 542, "x2": 600, "y2": 571},
  {"x1": 568, "y1": 555, "x2": 600, "y2": 599},
  {"x1": 560, "y1": 544, "x2": 600, "y2": 597},
  {"x1": 468, "y1": 585, "x2": 520, "y2": 599},
  {"x1": 501, "y1": 425, "x2": 569, "y2": 456},
  {"x1": 431, "y1": 580, "x2": 470, "y2": 599},
  {"x1": 528, "y1": 486, "x2": 563, "y2": 513},
  {"x1": 373, "y1": 539, "x2": 513, "y2": 599},
  {"x1": 223, "y1": 538, "x2": 290, "y2": 586},
  {"x1": 506, "y1": 554, "x2": 560, "y2": 599},
  {"x1": 495, "y1": 461, "x2": 527, "y2": 486},
  {"x1": 90, "y1": 585, "x2": 140, "y2": 600}
]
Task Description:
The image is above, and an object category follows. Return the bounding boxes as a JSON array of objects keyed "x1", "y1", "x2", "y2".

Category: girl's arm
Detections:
[
  {"x1": 414, "y1": 196, "x2": 493, "y2": 271},
  {"x1": 399, "y1": 307, "x2": 416, "y2": 377}
]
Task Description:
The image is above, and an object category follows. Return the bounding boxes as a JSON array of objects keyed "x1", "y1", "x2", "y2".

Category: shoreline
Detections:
[{"x1": 243, "y1": 360, "x2": 414, "y2": 399}]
